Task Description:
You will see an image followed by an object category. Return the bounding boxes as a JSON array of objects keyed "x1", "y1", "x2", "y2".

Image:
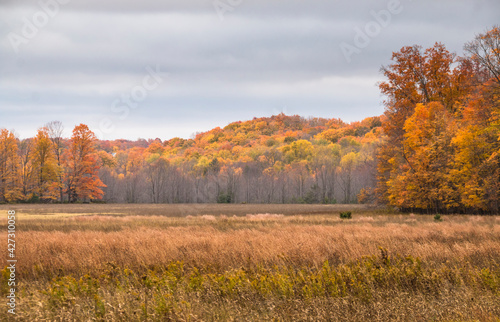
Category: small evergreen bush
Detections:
[{"x1": 340, "y1": 211, "x2": 352, "y2": 219}]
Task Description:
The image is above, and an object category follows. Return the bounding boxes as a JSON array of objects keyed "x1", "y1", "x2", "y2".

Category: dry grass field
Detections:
[
  {"x1": 1, "y1": 204, "x2": 499, "y2": 321},
  {"x1": 0, "y1": 203, "x2": 375, "y2": 218}
]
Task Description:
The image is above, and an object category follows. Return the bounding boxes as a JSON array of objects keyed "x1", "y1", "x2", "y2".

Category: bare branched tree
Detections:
[
  {"x1": 464, "y1": 26, "x2": 500, "y2": 85},
  {"x1": 45, "y1": 121, "x2": 64, "y2": 202}
]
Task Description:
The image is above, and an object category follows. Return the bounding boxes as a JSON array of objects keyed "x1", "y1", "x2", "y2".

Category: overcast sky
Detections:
[{"x1": 0, "y1": 0, "x2": 498, "y2": 140}]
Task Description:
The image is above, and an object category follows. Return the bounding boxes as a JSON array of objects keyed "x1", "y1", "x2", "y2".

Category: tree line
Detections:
[
  {"x1": 374, "y1": 26, "x2": 499, "y2": 213},
  {"x1": 0, "y1": 26, "x2": 498, "y2": 213},
  {"x1": 0, "y1": 115, "x2": 381, "y2": 204},
  {"x1": 0, "y1": 123, "x2": 105, "y2": 203}
]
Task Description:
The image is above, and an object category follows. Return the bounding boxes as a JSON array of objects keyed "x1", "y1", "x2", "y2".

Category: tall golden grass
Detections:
[
  {"x1": 3, "y1": 214, "x2": 499, "y2": 278},
  {"x1": 0, "y1": 206, "x2": 499, "y2": 320}
]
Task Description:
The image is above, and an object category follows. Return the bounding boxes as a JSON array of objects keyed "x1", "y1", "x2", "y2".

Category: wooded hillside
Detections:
[{"x1": 0, "y1": 114, "x2": 382, "y2": 204}]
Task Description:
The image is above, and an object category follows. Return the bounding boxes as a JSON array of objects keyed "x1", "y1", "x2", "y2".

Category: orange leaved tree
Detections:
[
  {"x1": 376, "y1": 43, "x2": 474, "y2": 209},
  {"x1": 63, "y1": 124, "x2": 105, "y2": 202},
  {"x1": 30, "y1": 127, "x2": 60, "y2": 201},
  {"x1": 0, "y1": 129, "x2": 22, "y2": 202}
]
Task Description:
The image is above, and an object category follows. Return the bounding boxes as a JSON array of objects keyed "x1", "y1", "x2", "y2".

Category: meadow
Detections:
[{"x1": 1, "y1": 204, "x2": 499, "y2": 321}]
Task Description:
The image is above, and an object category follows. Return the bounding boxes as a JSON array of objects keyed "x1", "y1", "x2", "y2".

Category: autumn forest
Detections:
[{"x1": 1, "y1": 27, "x2": 499, "y2": 213}]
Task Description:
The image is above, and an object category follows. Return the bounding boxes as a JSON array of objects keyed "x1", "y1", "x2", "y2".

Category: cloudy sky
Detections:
[{"x1": 0, "y1": 0, "x2": 498, "y2": 140}]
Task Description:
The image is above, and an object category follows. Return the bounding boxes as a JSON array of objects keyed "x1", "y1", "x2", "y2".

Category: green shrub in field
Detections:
[
  {"x1": 340, "y1": 211, "x2": 352, "y2": 219},
  {"x1": 434, "y1": 214, "x2": 442, "y2": 222}
]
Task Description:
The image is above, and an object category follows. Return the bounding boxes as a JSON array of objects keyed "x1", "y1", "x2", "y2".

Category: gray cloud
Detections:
[{"x1": 1, "y1": 0, "x2": 499, "y2": 140}]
